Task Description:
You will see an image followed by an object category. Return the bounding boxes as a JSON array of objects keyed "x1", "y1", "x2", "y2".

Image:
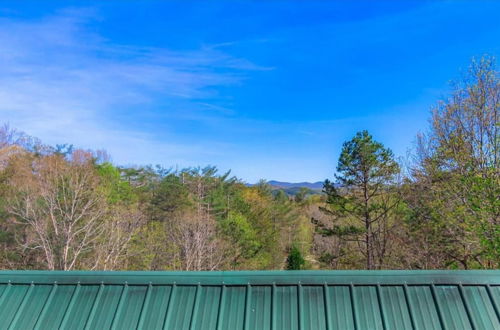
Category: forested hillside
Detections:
[{"x1": 0, "y1": 56, "x2": 498, "y2": 270}]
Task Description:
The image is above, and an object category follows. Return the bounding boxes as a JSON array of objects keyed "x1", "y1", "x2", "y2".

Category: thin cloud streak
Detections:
[{"x1": 0, "y1": 8, "x2": 265, "y2": 168}]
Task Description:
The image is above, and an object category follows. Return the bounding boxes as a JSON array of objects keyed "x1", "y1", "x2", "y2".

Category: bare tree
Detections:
[
  {"x1": 429, "y1": 56, "x2": 499, "y2": 175},
  {"x1": 6, "y1": 150, "x2": 106, "y2": 270},
  {"x1": 169, "y1": 213, "x2": 227, "y2": 271},
  {"x1": 91, "y1": 204, "x2": 145, "y2": 270},
  {"x1": 405, "y1": 56, "x2": 500, "y2": 269}
]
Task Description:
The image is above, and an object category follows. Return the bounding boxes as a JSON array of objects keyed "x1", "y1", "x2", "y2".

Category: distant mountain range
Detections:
[
  {"x1": 268, "y1": 181, "x2": 324, "y2": 196},
  {"x1": 247, "y1": 180, "x2": 325, "y2": 196},
  {"x1": 266, "y1": 180, "x2": 324, "y2": 190}
]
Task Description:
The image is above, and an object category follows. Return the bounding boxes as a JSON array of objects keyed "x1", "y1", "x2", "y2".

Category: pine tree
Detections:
[
  {"x1": 286, "y1": 245, "x2": 305, "y2": 270},
  {"x1": 321, "y1": 130, "x2": 400, "y2": 269}
]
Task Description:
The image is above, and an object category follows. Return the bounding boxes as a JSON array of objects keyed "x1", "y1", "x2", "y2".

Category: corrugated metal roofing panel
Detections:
[
  {"x1": 327, "y1": 285, "x2": 355, "y2": 329},
  {"x1": 0, "y1": 284, "x2": 29, "y2": 327},
  {"x1": 462, "y1": 285, "x2": 500, "y2": 329},
  {"x1": 86, "y1": 284, "x2": 123, "y2": 329},
  {"x1": 379, "y1": 285, "x2": 413, "y2": 329},
  {"x1": 61, "y1": 284, "x2": 100, "y2": 329},
  {"x1": 274, "y1": 284, "x2": 299, "y2": 330},
  {"x1": 248, "y1": 285, "x2": 271, "y2": 329},
  {"x1": 165, "y1": 285, "x2": 197, "y2": 329},
  {"x1": 433, "y1": 285, "x2": 472, "y2": 329},
  {"x1": 219, "y1": 285, "x2": 246, "y2": 329},
  {"x1": 0, "y1": 270, "x2": 500, "y2": 329},
  {"x1": 194, "y1": 285, "x2": 221, "y2": 329},
  {"x1": 302, "y1": 285, "x2": 327, "y2": 330},
  {"x1": 409, "y1": 285, "x2": 443, "y2": 329},
  {"x1": 138, "y1": 285, "x2": 172, "y2": 330},
  {"x1": 10, "y1": 284, "x2": 52, "y2": 329},
  {"x1": 353, "y1": 285, "x2": 384, "y2": 329}
]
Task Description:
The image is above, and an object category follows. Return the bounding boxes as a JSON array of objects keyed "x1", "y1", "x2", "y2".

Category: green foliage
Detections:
[
  {"x1": 294, "y1": 187, "x2": 310, "y2": 203},
  {"x1": 316, "y1": 223, "x2": 363, "y2": 237},
  {"x1": 336, "y1": 130, "x2": 399, "y2": 187},
  {"x1": 403, "y1": 55, "x2": 500, "y2": 269},
  {"x1": 286, "y1": 245, "x2": 305, "y2": 270},
  {"x1": 97, "y1": 162, "x2": 136, "y2": 204},
  {"x1": 219, "y1": 211, "x2": 261, "y2": 260},
  {"x1": 319, "y1": 130, "x2": 401, "y2": 269},
  {"x1": 149, "y1": 173, "x2": 191, "y2": 220},
  {"x1": 0, "y1": 56, "x2": 497, "y2": 271},
  {"x1": 464, "y1": 174, "x2": 500, "y2": 264}
]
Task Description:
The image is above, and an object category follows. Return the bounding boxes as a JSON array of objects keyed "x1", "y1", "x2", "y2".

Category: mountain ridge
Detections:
[{"x1": 266, "y1": 180, "x2": 324, "y2": 190}]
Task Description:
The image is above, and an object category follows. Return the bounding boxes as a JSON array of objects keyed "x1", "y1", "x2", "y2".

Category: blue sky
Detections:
[{"x1": 1, "y1": 1, "x2": 500, "y2": 182}]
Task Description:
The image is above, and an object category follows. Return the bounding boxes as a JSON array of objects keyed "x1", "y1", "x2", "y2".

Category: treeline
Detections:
[
  {"x1": 0, "y1": 138, "x2": 311, "y2": 270},
  {"x1": 314, "y1": 56, "x2": 499, "y2": 270},
  {"x1": 0, "y1": 56, "x2": 498, "y2": 270}
]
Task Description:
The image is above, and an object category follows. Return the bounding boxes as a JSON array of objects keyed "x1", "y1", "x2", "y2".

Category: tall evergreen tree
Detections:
[{"x1": 322, "y1": 130, "x2": 400, "y2": 269}]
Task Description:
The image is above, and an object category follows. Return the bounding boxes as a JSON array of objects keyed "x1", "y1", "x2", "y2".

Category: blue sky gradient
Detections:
[{"x1": 1, "y1": 1, "x2": 500, "y2": 182}]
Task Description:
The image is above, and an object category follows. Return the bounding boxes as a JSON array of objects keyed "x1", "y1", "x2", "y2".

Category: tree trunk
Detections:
[{"x1": 364, "y1": 174, "x2": 373, "y2": 270}]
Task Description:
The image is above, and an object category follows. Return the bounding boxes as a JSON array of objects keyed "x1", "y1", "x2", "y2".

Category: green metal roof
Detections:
[{"x1": 0, "y1": 270, "x2": 500, "y2": 329}]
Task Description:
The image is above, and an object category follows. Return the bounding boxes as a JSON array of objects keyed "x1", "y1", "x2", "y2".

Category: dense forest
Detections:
[{"x1": 0, "y1": 56, "x2": 498, "y2": 271}]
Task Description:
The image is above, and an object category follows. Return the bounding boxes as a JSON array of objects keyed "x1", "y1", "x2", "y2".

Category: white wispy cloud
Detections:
[{"x1": 0, "y1": 8, "x2": 264, "y2": 165}]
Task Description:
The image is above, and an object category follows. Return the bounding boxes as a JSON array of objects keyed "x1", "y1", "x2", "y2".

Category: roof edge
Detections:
[{"x1": 1, "y1": 270, "x2": 500, "y2": 285}]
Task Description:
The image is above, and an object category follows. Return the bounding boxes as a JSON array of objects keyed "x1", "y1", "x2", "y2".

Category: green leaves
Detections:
[
  {"x1": 405, "y1": 55, "x2": 500, "y2": 269},
  {"x1": 320, "y1": 130, "x2": 401, "y2": 269},
  {"x1": 96, "y1": 162, "x2": 136, "y2": 204},
  {"x1": 286, "y1": 245, "x2": 305, "y2": 270},
  {"x1": 336, "y1": 130, "x2": 399, "y2": 187},
  {"x1": 219, "y1": 211, "x2": 261, "y2": 259}
]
